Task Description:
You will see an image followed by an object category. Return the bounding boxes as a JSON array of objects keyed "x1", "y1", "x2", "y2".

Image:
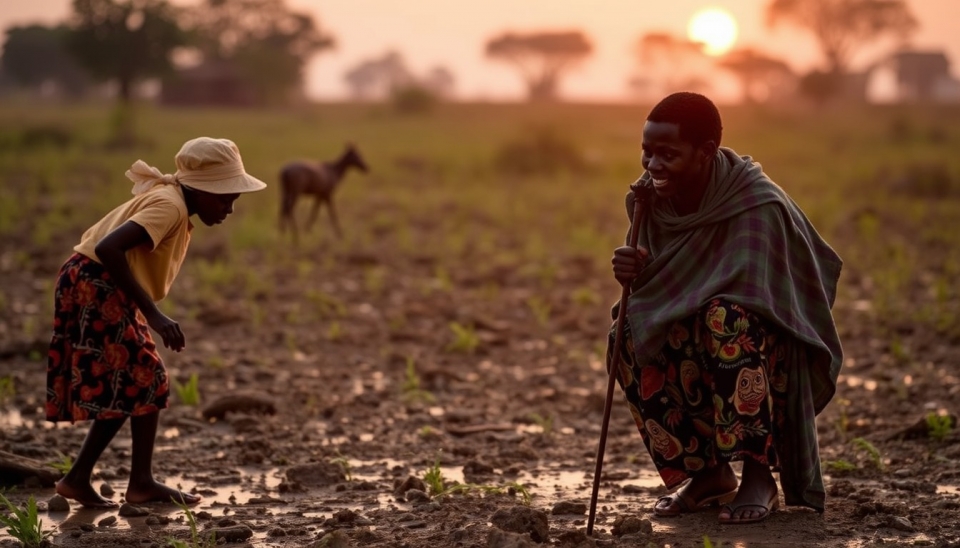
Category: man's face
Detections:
[
  {"x1": 194, "y1": 190, "x2": 240, "y2": 226},
  {"x1": 641, "y1": 121, "x2": 711, "y2": 199}
]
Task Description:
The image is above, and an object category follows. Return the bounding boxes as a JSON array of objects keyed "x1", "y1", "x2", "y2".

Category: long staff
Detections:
[{"x1": 587, "y1": 183, "x2": 650, "y2": 536}]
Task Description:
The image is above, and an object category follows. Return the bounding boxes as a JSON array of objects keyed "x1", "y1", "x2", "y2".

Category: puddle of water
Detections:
[{"x1": 1, "y1": 459, "x2": 664, "y2": 545}]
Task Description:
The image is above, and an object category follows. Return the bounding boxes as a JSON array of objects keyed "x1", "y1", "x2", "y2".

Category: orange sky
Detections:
[{"x1": 3, "y1": 0, "x2": 958, "y2": 102}]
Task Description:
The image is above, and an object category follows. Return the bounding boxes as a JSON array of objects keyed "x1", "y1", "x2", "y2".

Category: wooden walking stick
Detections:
[{"x1": 587, "y1": 182, "x2": 650, "y2": 536}]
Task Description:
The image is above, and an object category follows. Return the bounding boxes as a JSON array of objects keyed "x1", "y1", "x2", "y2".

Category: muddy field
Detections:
[{"x1": 0, "y1": 103, "x2": 958, "y2": 547}]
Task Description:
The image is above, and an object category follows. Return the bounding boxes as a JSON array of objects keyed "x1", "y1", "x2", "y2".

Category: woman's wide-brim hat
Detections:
[{"x1": 175, "y1": 137, "x2": 267, "y2": 194}]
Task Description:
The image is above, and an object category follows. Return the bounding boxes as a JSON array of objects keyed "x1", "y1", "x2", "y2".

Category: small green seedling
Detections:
[
  {"x1": 0, "y1": 376, "x2": 15, "y2": 403},
  {"x1": 166, "y1": 496, "x2": 216, "y2": 548},
  {"x1": 329, "y1": 451, "x2": 353, "y2": 481},
  {"x1": 926, "y1": 412, "x2": 954, "y2": 442},
  {"x1": 47, "y1": 450, "x2": 73, "y2": 474},
  {"x1": 529, "y1": 412, "x2": 554, "y2": 436},
  {"x1": 825, "y1": 459, "x2": 857, "y2": 472},
  {"x1": 446, "y1": 322, "x2": 480, "y2": 354},
  {"x1": 174, "y1": 373, "x2": 201, "y2": 406},
  {"x1": 852, "y1": 437, "x2": 883, "y2": 469},
  {"x1": 0, "y1": 491, "x2": 53, "y2": 548},
  {"x1": 401, "y1": 357, "x2": 435, "y2": 404},
  {"x1": 423, "y1": 455, "x2": 445, "y2": 496}
]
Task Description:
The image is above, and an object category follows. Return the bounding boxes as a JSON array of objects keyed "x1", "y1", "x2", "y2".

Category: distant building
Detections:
[
  {"x1": 160, "y1": 61, "x2": 261, "y2": 107},
  {"x1": 868, "y1": 49, "x2": 960, "y2": 103}
]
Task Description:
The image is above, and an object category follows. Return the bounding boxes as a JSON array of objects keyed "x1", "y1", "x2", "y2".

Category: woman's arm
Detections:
[{"x1": 94, "y1": 221, "x2": 185, "y2": 351}]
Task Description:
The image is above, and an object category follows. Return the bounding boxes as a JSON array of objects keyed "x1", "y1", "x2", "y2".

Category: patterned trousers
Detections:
[{"x1": 608, "y1": 298, "x2": 787, "y2": 489}]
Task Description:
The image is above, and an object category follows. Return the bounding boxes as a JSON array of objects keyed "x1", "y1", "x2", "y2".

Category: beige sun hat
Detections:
[
  {"x1": 126, "y1": 136, "x2": 266, "y2": 195},
  {"x1": 174, "y1": 137, "x2": 267, "y2": 194}
]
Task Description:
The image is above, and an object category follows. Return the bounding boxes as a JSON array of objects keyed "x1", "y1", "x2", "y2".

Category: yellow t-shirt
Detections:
[{"x1": 74, "y1": 184, "x2": 192, "y2": 302}]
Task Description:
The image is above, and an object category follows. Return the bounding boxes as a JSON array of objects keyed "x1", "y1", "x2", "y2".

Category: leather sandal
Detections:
[
  {"x1": 719, "y1": 490, "x2": 780, "y2": 524},
  {"x1": 654, "y1": 488, "x2": 738, "y2": 517}
]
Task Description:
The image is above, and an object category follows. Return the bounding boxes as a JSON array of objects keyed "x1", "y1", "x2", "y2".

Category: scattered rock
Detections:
[
  {"x1": 47, "y1": 494, "x2": 70, "y2": 512},
  {"x1": 394, "y1": 475, "x2": 428, "y2": 498},
  {"x1": 97, "y1": 515, "x2": 117, "y2": 527},
  {"x1": 406, "y1": 488, "x2": 431, "y2": 502},
  {"x1": 285, "y1": 462, "x2": 346, "y2": 487},
  {"x1": 118, "y1": 503, "x2": 150, "y2": 517},
  {"x1": 551, "y1": 501, "x2": 587, "y2": 515},
  {"x1": 99, "y1": 482, "x2": 115, "y2": 496},
  {"x1": 201, "y1": 393, "x2": 277, "y2": 421},
  {"x1": 213, "y1": 525, "x2": 254, "y2": 542},
  {"x1": 611, "y1": 515, "x2": 652, "y2": 537},
  {"x1": 887, "y1": 516, "x2": 915, "y2": 532},
  {"x1": 490, "y1": 505, "x2": 549, "y2": 543},
  {"x1": 487, "y1": 529, "x2": 540, "y2": 548}
]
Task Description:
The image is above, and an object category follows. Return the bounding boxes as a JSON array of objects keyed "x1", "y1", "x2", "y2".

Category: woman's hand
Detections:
[
  {"x1": 612, "y1": 245, "x2": 650, "y2": 286},
  {"x1": 145, "y1": 309, "x2": 185, "y2": 352}
]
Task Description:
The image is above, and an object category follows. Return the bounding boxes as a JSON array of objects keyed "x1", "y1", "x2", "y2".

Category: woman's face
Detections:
[
  {"x1": 640, "y1": 121, "x2": 712, "y2": 199},
  {"x1": 191, "y1": 189, "x2": 240, "y2": 226}
]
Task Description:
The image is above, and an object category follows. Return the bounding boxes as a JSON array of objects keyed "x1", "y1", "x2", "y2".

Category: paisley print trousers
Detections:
[{"x1": 608, "y1": 298, "x2": 787, "y2": 489}]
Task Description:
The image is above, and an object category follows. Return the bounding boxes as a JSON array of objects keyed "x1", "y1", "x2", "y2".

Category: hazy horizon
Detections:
[{"x1": 2, "y1": 0, "x2": 959, "y2": 103}]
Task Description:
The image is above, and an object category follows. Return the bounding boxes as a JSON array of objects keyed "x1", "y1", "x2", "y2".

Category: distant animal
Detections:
[{"x1": 279, "y1": 143, "x2": 369, "y2": 243}]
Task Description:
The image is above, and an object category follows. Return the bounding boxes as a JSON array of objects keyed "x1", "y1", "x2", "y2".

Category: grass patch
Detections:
[{"x1": 0, "y1": 491, "x2": 53, "y2": 548}]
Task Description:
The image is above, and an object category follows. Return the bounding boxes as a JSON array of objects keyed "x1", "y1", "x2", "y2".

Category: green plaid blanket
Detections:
[{"x1": 621, "y1": 147, "x2": 843, "y2": 511}]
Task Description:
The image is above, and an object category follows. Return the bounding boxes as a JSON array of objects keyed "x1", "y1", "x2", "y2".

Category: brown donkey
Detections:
[{"x1": 279, "y1": 143, "x2": 369, "y2": 243}]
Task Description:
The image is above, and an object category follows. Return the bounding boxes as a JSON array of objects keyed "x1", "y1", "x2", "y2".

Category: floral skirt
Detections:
[
  {"x1": 608, "y1": 298, "x2": 787, "y2": 490},
  {"x1": 46, "y1": 253, "x2": 169, "y2": 423}
]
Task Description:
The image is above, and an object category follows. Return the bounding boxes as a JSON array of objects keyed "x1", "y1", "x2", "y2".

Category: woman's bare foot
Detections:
[
  {"x1": 56, "y1": 479, "x2": 119, "y2": 509},
  {"x1": 654, "y1": 463, "x2": 739, "y2": 516},
  {"x1": 719, "y1": 458, "x2": 779, "y2": 523},
  {"x1": 125, "y1": 480, "x2": 201, "y2": 505}
]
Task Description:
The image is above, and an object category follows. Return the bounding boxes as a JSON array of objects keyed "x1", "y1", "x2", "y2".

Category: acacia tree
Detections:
[
  {"x1": 66, "y1": 0, "x2": 185, "y2": 103},
  {"x1": 718, "y1": 48, "x2": 795, "y2": 103},
  {"x1": 1, "y1": 24, "x2": 91, "y2": 97},
  {"x1": 629, "y1": 32, "x2": 713, "y2": 99},
  {"x1": 485, "y1": 30, "x2": 592, "y2": 102},
  {"x1": 766, "y1": 0, "x2": 917, "y2": 75},
  {"x1": 184, "y1": 0, "x2": 334, "y2": 103}
]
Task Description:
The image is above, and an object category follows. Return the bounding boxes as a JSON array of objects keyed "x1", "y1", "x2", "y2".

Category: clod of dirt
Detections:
[
  {"x1": 610, "y1": 515, "x2": 652, "y2": 537},
  {"x1": 201, "y1": 393, "x2": 277, "y2": 420},
  {"x1": 490, "y1": 506, "x2": 549, "y2": 543},
  {"x1": 405, "y1": 489, "x2": 431, "y2": 502},
  {"x1": 285, "y1": 462, "x2": 346, "y2": 487},
  {"x1": 487, "y1": 529, "x2": 540, "y2": 548},
  {"x1": 213, "y1": 525, "x2": 254, "y2": 542},
  {"x1": 118, "y1": 503, "x2": 149, "y2": 517},
  {"x1": 310, "y1": 530, "x2": 353, "y2": 547},
  {"x1": 551, "y1": 501, "x2": 586, "y2": 515},
  {"x1": 393, "y1": 475, "x2": 427, "y2": 498}
]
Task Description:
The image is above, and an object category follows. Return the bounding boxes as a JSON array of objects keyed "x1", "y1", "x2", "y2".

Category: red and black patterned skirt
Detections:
[{"x1": 46, "y1": 253, "x2": 169, "y2": 423}]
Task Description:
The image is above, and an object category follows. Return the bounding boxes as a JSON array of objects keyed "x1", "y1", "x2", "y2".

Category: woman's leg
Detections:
[
  {"x1": 124, "y1": 411, "x2": 201, "y2": 505},
  {"x1": 608, "y1": 315, "x2": 738, "y2": 515},
  {"x1": 56, "y1": 418, "x2": 126, "y2": 508},
  {"x1": 695, "y1": 298, "x2": 783, "y2": 523}
]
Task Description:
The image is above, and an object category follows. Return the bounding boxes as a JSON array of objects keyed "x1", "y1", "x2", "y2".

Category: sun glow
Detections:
[{"x1": 687, "y1": 7, "x2": 739, "y2": 56}]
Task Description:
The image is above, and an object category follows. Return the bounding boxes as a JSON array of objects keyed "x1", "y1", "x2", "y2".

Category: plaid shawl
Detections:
[{"x1": 621, "y1": 147, "x2": 843, "y2": 511}]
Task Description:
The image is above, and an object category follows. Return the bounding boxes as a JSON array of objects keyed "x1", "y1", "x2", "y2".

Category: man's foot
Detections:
[
  {"x1": 719, "y1": 460, "x2": 779, "y2": 524},
  {"x1": 56, "y1": 479, "x2": 119, "y2": 509},
  {"x1": 654, "y1": 464, "x2": 739, "y2": 517},
  {"x1": 125, "y1": 480, "x2": 201, "y2": 505}
]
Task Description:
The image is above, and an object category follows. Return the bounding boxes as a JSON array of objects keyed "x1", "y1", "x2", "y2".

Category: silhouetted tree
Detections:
[
  {"x1": 66, "y1": 0, "x2": 186, "y2": 103},
  {"x1": 343, "y1": 51, "x2": 414, "y2": 101},
  {"x1": 485, "y1": 30, "x2": 592, "y2": 102},
  {"x1": 1, "y1": 24, "x2": 91, "y2": 97},
  {"x1": 184, "y1": 0, "x2": 334, "y2": 103},
  {"x1": 767, "y1": 0, "x2": 917, "y2": 75},
  {"x1": 798, "y1": 69, "x2": 843, "y2": 105},
  {"x1": 718, "y1": 48, "x2": 795, "y2": 103},
  {"x1": 422, "y1": 66, "x2": 456, "y2": 99},
  {"x1": 631, "y1": 32, "x2": 713, "y2": 99}
]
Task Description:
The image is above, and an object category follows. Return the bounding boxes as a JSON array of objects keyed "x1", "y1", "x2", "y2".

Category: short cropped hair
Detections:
[{"x1": 647, "y1": 92, "x2": 722, "y2": 147}]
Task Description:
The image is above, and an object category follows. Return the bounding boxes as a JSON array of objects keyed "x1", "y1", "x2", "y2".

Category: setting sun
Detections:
[{"x1": 687, "y1": 7, "x2": 739, "y2": 56}]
